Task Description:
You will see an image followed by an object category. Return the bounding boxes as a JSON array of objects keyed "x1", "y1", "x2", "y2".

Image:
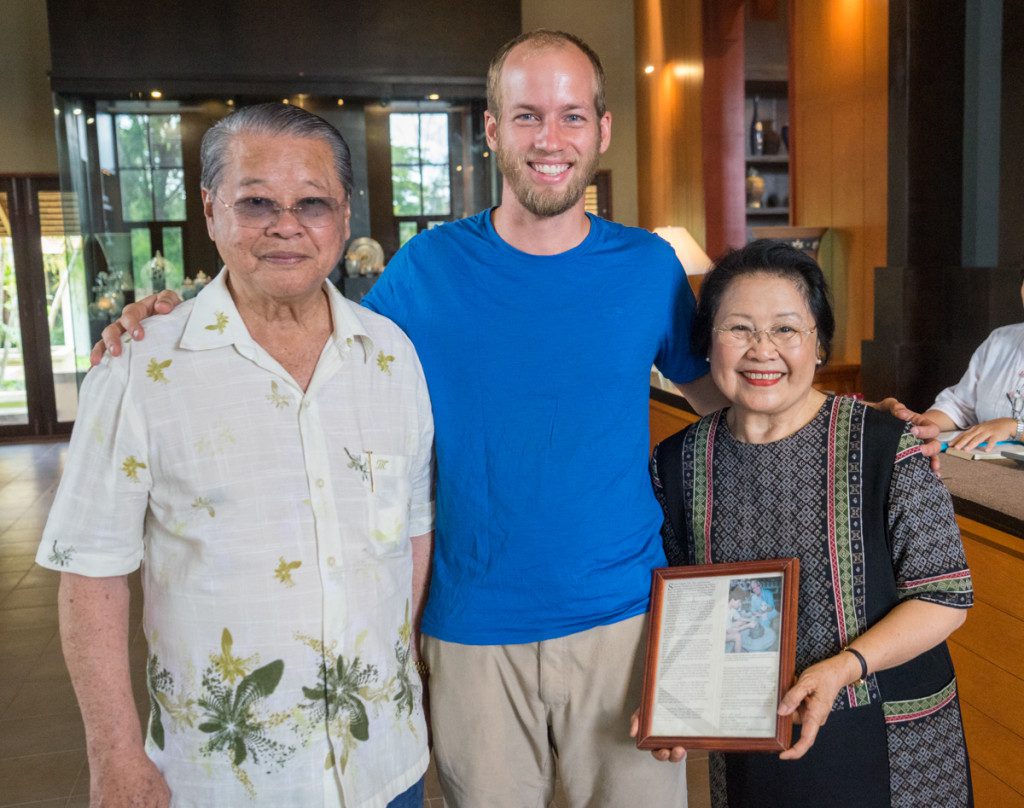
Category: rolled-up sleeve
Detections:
[
  {"x1": 407, "y1": 353, "x2": 435, "y2": 537},
  {"x1": 35, "y1": 351, "x2": 150, "y2": 576}
]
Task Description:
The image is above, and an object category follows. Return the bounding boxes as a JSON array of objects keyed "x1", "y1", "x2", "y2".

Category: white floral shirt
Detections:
[{"x1": 36, "y1": 270, "x2": 434, "y2": 808}]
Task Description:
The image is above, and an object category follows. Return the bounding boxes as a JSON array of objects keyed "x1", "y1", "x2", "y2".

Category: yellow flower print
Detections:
[
  {"x1": 146, "y1": 358, "x2": 172, "y2": 384},
  {"x1": 267, "y1": 380, "x2": 292, "y2": 409},
  {"x1": 274, "y1": 557, "x2": 302, "y2": 587},
  {"x1": 191, "y1": 497, "x2": 215, "y2": 518},
  {"x1": 204, "y1": 311, "x2": 229, "y2": 334},
  {"x1": 209, "y1": 628, "x2": 257, "y2": 685},
  {"x1": 376, "y1": 351, "x2": 395, "y2": 375},
  {"x1": 121, "y1": 455, "x2": 147, "y2": 482},
  {"x1": 398, "y1": 600, "x2": 412, "y2": 646}
]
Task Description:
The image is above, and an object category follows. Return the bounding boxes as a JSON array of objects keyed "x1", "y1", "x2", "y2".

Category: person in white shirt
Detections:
[
  {"x1": 36, "y1": 103, "x2": 434, "y2": 808},
  {"x1": 924, "y1": 270, "x2": 1024, "y2": 452}
]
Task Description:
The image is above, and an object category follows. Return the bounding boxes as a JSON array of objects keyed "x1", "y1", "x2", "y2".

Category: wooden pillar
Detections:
[{"x1": 701, "y1": 0, "x2": 746, "y2": 259}]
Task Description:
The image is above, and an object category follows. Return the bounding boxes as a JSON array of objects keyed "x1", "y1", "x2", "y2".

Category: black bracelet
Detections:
[{"x1": 844, "y1": 646, "x2": 869, "y2": 684}]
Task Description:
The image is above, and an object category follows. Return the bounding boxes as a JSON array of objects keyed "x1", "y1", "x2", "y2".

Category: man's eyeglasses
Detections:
[
  {"x1": 712, "y1": 323, "x2": 817, "y2": 349},
  {"x1": 215, "y1": 195, "x2": 343, "y2": 229}
]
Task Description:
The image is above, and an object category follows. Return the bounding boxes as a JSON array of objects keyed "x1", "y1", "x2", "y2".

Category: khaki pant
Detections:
[{"x1": 422, "y1": 615, "x2": 687, "y2": 808}]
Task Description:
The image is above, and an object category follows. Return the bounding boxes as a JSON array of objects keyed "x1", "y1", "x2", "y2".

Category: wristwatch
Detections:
[{"x1": 1015, "y1": 419, "x2": 1024, "y2": 441}]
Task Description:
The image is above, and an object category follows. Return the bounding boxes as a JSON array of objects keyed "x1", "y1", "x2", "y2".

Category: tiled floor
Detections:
[{"x1": 0, "y1": 440, "x2": 709, "y2": 808}]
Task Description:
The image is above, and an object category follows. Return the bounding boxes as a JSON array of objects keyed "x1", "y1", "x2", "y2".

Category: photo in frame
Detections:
[{"x1": 636, "y1": 558, "x2": 799, "y2": 752}]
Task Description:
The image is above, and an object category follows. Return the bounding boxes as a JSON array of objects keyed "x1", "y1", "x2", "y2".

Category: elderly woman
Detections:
[
  {"x1": 924, "y1": 269, "x2": 1024, "y2": 452},
  {"x1": 647, "y1": 241, "x2": 973, "y2": 807},
  {"x1": 35, "y1": 104, "x2": 433, "y2": 808}
]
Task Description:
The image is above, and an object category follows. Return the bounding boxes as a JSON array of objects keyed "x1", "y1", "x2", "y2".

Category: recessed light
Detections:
[
  {"x1": 150, "y1": 90, "x2": 163, "y2": 99},
  {"x1": 644, "y1": 65, "x2": 655, "y2": 75},
  {"x1": 428, "y1": 93, "x2": 440, "y2": 101}
]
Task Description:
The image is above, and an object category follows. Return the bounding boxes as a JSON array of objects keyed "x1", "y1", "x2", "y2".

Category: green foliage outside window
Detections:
[
  {"x1": 390, "y1": 113, "x2": 451, "y2": 218},
  {"x1": 116, "y1": 115, "x2": 186, "y2": 224}
]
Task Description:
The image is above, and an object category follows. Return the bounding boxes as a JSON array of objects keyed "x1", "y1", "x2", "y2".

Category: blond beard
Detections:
[{"x1": 495, "y1": 142, "x2": 600, "y2": 218}]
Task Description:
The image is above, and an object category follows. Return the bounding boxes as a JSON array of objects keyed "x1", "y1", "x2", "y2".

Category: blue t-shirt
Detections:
[{"x1": 363, "y1": 210, "x2": 706, "y2": 644}]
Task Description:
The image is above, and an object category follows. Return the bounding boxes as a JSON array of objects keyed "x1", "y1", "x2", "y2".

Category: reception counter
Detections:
[{"x1": 649, "y1": 383, "x2": 1024, "y2": 807}]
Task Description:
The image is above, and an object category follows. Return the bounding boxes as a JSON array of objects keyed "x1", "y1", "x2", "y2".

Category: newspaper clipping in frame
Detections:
[{"x1": 636, "y1": 558, "x2": 799, "y2": 752}]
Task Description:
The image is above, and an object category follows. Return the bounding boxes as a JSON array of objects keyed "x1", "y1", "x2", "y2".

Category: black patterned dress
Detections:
[{"x1": 650, "y1": 396, "x2": 974, "y2": 808}]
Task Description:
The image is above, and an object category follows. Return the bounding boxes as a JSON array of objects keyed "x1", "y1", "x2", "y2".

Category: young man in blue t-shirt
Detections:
[{"x1": 360, "y1": 31, "x2": 721, "y2": 807}]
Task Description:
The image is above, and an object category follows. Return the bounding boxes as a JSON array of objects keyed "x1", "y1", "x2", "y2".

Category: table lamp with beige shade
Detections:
[
  {"x1": 652, "y1": 226, "x2": 712, "y2": 297},
  {"x1": 649, "y1": 227, "x2": 714, "y2": 400}
]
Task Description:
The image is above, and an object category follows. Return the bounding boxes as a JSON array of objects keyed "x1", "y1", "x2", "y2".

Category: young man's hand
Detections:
[{"x1": 89, "y1": 290, "x2": 183, "y2": 365}]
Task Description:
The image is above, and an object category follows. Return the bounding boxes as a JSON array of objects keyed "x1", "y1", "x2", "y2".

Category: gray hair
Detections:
[{"x1": 200, "y1": 102, "x2": 353, "y2": 198}]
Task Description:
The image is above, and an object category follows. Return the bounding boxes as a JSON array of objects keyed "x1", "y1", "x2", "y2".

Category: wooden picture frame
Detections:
[{"x1": 636, "y1": 558, "x2": 800, "y2": 752}]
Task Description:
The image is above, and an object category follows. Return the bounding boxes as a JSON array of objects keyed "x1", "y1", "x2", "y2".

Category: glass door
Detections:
[{"x1": 0, "y1": 176, "x2": 85, "y2": 440}]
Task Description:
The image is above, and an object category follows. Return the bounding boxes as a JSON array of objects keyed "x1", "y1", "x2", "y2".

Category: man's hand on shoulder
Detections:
[
  {"x1": 89, "y1": 290, "x2": 183, "y2": 366},
  {"x1": 871, "y1": 398, "x2": 942, "y2": 473},
  {"x1": 90, "y1": 748, "x2": 171, "y2": 807}
]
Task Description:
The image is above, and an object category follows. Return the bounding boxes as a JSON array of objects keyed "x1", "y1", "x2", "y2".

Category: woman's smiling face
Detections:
[{"x1": 709, "y1": 272, "x2": 821, "y2": 423}]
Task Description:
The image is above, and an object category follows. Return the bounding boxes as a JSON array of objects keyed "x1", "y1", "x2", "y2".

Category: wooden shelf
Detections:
[
  {"x1": 746, "y1": 207, "x2": 789, "y2": 216},
  {"x1": 746, "y1": 155, "x2": 789, "y2": 165}
]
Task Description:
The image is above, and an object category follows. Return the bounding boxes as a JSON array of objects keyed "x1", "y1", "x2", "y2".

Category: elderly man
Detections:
[{"x1": 37, "y1": 103, "x2": 433, "y2": 808}]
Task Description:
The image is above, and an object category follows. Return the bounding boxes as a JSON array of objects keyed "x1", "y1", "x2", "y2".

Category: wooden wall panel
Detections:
[
  {"x1": 952, "y1": 515, "x2": 1024, "y2": 804},
  {"x1": 862, "y1": 1, "x2": 889, "y2": 345},
  {"x1": 790, "y1": 0, "x2": 888, "y2": 363},
  {"x1": 649, "y1": 398, "x2": 699, "y2": 451},
  {"x1": 961, "y1": 704, "x2": 1024, "y2": 797},
  {"x1": 949, "y1": 642, "x2": 1024, "y2": 742},
  {"x1": 635, "y1": 0, "x2": 706, "y2": 242},
  {"x1": 970, "y1": 764, "x2": 1024, "y2": 808}
]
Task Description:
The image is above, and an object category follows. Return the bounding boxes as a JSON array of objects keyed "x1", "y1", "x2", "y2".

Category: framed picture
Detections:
[{"x1": 636, "y1": 558, "x2": 800, "y2": 752}]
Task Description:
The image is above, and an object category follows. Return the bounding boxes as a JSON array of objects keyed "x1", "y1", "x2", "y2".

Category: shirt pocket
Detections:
[
  {"x1": 882, "y1": 677, "x2": 971, "y2": 807},
  {"x1": 365, "y1": 453, "x2": 412, "y2": 556}
]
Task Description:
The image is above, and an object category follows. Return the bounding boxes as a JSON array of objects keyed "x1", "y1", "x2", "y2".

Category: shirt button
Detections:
[
  {"x1": 316, "y1": 479, "x2": 325, "y2": 488},
  {"x1": 327, "y1": 556, "x2": 336, "y2": 567},
  {"x1": 302, "y1": 400, "x2": 311, "y2": 409}
]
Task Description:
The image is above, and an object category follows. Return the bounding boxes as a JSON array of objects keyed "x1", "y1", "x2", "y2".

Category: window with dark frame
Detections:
[
  {"x1": 104, "y1": 113, "x2": 188, "y2": 288},
  {"x1": 389, "y1": 112, "x2": 453, "y2": 248}
]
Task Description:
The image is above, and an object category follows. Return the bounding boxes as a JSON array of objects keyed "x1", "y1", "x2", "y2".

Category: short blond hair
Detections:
[{"x1": 486, "y1": 29, "x2": 607, "y2": 122}]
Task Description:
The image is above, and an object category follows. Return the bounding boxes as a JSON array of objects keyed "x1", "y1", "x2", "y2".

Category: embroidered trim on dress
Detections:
[{"x1": 883, "y1": 678, "x2": 958, "y2": 724}]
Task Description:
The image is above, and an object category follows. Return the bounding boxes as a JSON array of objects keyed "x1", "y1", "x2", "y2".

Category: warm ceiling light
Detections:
[
  {"x1": 53, "y1": 107, "x2": 60, "y2": 115},
  {"x1": 226, "y1": 99, "x2": 235, "y2": 107},
  {"x1": 336, "y1": 98, "x2": 345, "y2": 106},
  {"x1": 72, "y1": 108, "x2": 82, "y2": 116},
  {"x1": 282, "y1": 98, "x2": 290, "y2": 104},
  {"x1": 482, "y1": 150, "x2": 490, "y2": 158},
  {"x1": 455, "y1": 164, "x2": 463, "y2": 172},
  {"x1": 428, "y1": 93, "x2": 440, "y2": 101},
  {"x1": 150, "y1": 90, "x2": 163, "y2": 99},
  {"x1": 86, "y1": 117, "x2": 95, "y2": 124},
  {"x1": 644, "y1": 65, "x2": 655, "y2": 75},
  {"x1": 672, "y1": 63, "x2": 701, "y2": 79}
]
